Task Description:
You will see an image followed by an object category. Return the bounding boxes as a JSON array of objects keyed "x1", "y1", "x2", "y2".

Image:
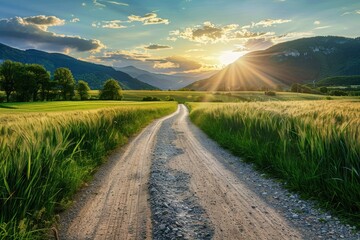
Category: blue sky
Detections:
[{"x1": 0, "y1": 0, "x2": 359, "y2": 74}]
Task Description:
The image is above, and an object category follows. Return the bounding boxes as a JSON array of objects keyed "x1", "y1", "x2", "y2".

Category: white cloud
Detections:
[
  {"x1": 70, "y1": 18, "x2": 80, "y2": 23},
  {"x1": 106, "y1": 1, "x2": 129, "y2": 6},
  {"x1": 102, "y1": 20, "x2": 126, "y2": 29},
  {"x1": 186, "y1": 49, "x2": 205, "y2": 53},
  {"x1": 342, "y1": 10, "x2": 360, "y2": 16},
  {"x1": 92, "y1": 20, "x2": 127, "y2": 29},
  {"x1": 273, "y1": 31, "x2": 314, "y2": 43},
  {"x1": 314, "y1": 26, "x2": 331, "y2": 30},
  {"x1": 153, "y1": 61, "x2": 179, "y2": 69},
  {"x1": 93, "y1": 0, "x2": 106, "y2": 8},
  {"x1": 128, "y1": 13, "x2": 169, "y2": 25},
  {"x1": 314, "y1": 21, "x2": 321, "y2": 25},
  {"x1": 254, "y1": 19, "x2": 292, "y2": 27}
]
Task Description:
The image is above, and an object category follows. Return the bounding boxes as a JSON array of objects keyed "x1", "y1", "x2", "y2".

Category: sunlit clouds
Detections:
[
  {"x1": 128, "y1": 13, "x2": 169, "y2": 25},
  {"x1": 169, "y1": 21, "x2": 271, "y2": 44},
  {"x1": 0, "y1": 0, "x2": 359, "y2": 74},
  {"x1": 0, "y1": 16, "x2": 105, "y2": 52},
  {"x1": 143, "y1": 44, "x2": 172, "y2": 50}
]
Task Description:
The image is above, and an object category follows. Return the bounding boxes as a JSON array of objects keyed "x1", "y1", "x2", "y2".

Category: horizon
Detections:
[{"x1": 0, "y1": 0, "x2": 359, "y2": 75}]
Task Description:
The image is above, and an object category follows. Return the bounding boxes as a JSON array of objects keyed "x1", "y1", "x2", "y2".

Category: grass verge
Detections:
[
  {"x1": 0, "y1": 102, "x2": 177, "y2": 239},
  {"x1": 188, "y1": 101, "x2": 360, "y2": 226}
]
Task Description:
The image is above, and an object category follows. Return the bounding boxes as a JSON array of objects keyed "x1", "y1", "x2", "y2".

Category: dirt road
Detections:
[{"x1": 61, "y1": 104, "x2": 357, "y2": 239}]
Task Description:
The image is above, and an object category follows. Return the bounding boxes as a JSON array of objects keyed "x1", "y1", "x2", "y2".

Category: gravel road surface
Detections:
[{"x1": 60, "y1": 104, "x2": 359, "y2": 240}]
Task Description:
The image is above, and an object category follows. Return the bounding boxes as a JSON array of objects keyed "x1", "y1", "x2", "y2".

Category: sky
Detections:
[{"x1": 0, "y1": 0, "x2": 359, "y2": 75}]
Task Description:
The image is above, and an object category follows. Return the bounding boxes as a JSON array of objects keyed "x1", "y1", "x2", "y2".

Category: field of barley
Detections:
[
  {"x1": 189, "y1": 100, "x2": 360, "y2": 223},
  {"x1": 0, "y1": 101, "x2": 177, "y2": 239}
]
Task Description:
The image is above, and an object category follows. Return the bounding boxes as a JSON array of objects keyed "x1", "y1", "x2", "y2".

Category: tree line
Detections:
[{"x1": 0, "y1": 60, "x2": 123, "y2": 102}]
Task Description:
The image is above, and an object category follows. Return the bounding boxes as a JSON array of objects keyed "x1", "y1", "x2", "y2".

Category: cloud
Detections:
[
  {"x1": 171, "y1": 22, "x2": 223, "y2": 43},
  {"x1": 254, "y1": 19, "x2": 292, "y2": 27},
  {"x1": 151, "y1": 56, "x2": 202, "y2": 71},
  {"x1": 22, "y1": 15, "x2": 65, "y2": 30},
  {"x1": 128, "y1": 13, "x2": 169, "y2": 25},
  {"x1": 143, "y1": 44, "x2": 172, "y2": 50},
  {"x1": 99, "y1": 49, "x2": 202, "y2": 73},
  {"x1": 314, "y1": 26, "x2": 331, "y2": 30},
  {"x1": 170, "y1": 21, "x2": 269, "y2": 44},
  {"x1": 100, "y1": 50, "x2": 151, "y2": 61},
  {"x1": 342, "y1": 10, "x2": 360, "y2": 16},
  {"x1": 93, "y1": 20, "x2": 127, "y2": 29},
  {"x1": 106, "y1": 1, "x2": 129, "y2": 6},
  {"x1": 0, "y1": 16, "x2": 105, "y2": 52},
  {"x1": 186, "y1": 49, "x2": 205, "y2": 53},
  {"x1": 234, "y1": 29, "x2": 271, "y2": 39},
  {"x1": 273, "y1": 31, "x2": 314, "y2": 43},
  {"x1": 93, "y1": 0, "x2": 106, "y2": 8},
  {"x1": 153, "y1": 61, "x2": 179, "y2": 69},
  {"x1": 70, "y1": 18, "x2": 80, "y2": 23},
  {"x1": 314, "y1": 21, "x2": 321, "y2": 25}
]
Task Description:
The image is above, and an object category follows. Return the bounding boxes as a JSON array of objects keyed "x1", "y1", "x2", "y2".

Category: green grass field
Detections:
[
  {"x1": 0, "y1": 91, "x2": 358, "y2": 238},
  {"x1": 105, "y1": 90, "x2": 358, "y2": 102},
  {"x1": 188, "y1": 100, "x2": 360, "y2": 225},
  {"x1": 0, "y1": 101, "x2": 177, "y2": 239},
  {"x1": 2, "y1": 90, "x2": 358, "y2": 105},
  {"x1": 0, "y1": 101, "x2": 170, "y2": 113}
]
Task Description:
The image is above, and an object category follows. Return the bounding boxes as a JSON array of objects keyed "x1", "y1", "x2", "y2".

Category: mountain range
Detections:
[
  {"x1": 117, "y1": 66, "x2": 215, "y2": 90},
  {"x1": 0, "y1": 43, "x2": 156, "y2": 90},
  {"x1": 187, "y1": 36, "x2": 360, "y2": 91}
]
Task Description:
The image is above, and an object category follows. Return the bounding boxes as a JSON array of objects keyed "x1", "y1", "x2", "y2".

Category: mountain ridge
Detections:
[
  {"x1": 116, "y1": 65, "x2": 215, "y2": 90},
  {"x1": 186, "y1": 36, "x2": 360, "y2": 91},
  {"x1": 0, "y1": 43, "x2": 157, "y2": 90}
]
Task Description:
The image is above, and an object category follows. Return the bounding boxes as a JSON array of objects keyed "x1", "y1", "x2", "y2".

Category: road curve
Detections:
[{"x1": 60, "y1": 104, "x2": 302, "y2": 239}]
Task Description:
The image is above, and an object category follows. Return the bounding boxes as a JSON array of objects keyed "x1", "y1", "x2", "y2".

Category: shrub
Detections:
[
  {"x1": 142, "y1": 96, "x2": 161, "y2": 101},
  {"x1": 265, "y1": 91, "x2": 276, "y2": 96}
]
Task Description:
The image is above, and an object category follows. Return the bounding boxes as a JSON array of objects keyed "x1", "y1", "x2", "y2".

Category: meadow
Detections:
[
  {"x1": 89, "y1": 90, "x2": 349, "y2": 103},
  {"x1": 188, "y1": 100, "x2": 360, "y2": 224},
  {"x1": 0, "y1": 101, "x2": 177, "y2": 239}
]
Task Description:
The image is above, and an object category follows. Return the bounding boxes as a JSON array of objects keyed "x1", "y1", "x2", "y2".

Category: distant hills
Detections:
[
  {"x1": 117, "y1": 66, "x2": 215, "y2": 90},
  {"x1": 186, "y1": 36, "x2": 360, "y2": 91},
  {"x1": 0, "y1": 43, "x2": 157, "y2": 90},
  {"x1": 317, "y1": 76, "x2": 360, "y2": 86}
]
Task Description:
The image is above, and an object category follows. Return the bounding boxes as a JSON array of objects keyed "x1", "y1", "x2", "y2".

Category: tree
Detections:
[
  {"x1": 14, "y1": 66, "x2": 37, "y2": 102},
  {"x1": 0, "y1": 60, "x2": 23, "y2": 102},
  {"x1": 291, "y1": 83, "x2": 300, "y2": 93},
  {"x1": 99, "y1": 79, "x2": 123, "y2": 100},
  {"x1": 319, "y1": 86, "x2": 328, "y2": 94},
  {"x1": 77, "y1": 80, "x2": 91, "y2": 100},
  {"x1": 54, "y1": 68, "x2": 75, "y2": 100},
  {"x1": 26, "y1": 64, "x2": 50, "y2": 101}
]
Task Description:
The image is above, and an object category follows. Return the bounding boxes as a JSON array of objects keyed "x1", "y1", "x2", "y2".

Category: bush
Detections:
[
  {"x1": 165, "y1": 96, "x2": 175, "y2": 101},
  {"x1": 142, "y1": 96, "x2": 161, "y2": 101},
  {"x1": 265, "y1": 91, "x2": 276, "y2": 96},
  {"x1": 329, "y1": 90, "x2": 348, "y2": 96}
]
